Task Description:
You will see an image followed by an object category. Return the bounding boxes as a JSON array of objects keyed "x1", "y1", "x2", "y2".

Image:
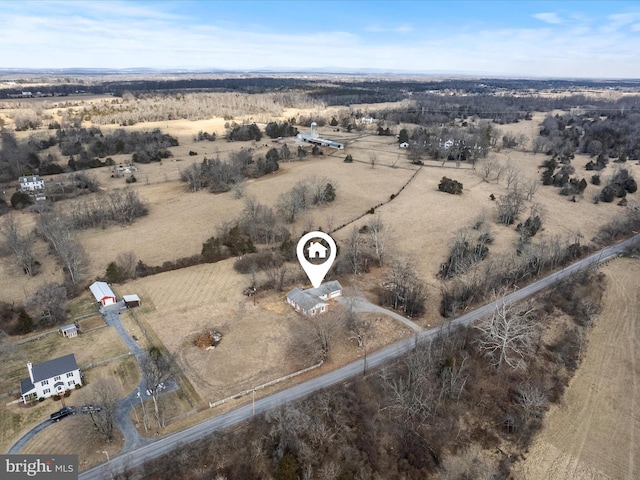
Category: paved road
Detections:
[
  {"x1": 337, "y1": 296, "x2": 423, "y2": 332},
  {"x1": 80, "y1": 234, "x2": 640, "y2": 480}
]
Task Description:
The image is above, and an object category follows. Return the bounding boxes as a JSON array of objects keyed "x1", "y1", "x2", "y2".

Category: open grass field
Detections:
[
  {"x1": 0, "y1": 324, "x2": 129, "y2": 396},
  {"x1": 2, "y1": 96, "x2": 640, "y2": 464},
  {"x1": 513, "y1": 258, "x2": 640, "y2": 479},
  {"x1": 124, "y1": 258, "x2": 412, "y2": 410}
]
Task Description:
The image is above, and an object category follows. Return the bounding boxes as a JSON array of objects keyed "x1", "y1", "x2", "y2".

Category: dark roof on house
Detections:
[
  {"x1": 20, "y1": 378, "x2": 35, "y2": 395},
  {"x1": 304, "y1": 281, "x2": 342, "y2": 298},
  {"x1": 19, "y1": 175, "x2": 43, "y2": 183},
  {"x1": 286, "y1": 287, "x2": 327, "y2": 312},
  {"x1": 31, "y1": 353, "x2": 79, "y2": 383}
]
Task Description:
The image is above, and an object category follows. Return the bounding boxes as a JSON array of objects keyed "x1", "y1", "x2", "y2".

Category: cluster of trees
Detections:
[
  {"x1": 11, "y1": 108, "x2": 44, "y2": 131},
  {"x1": 439, "y1": 224, "x2": 493, "y2": 279},
  {"x1": 440, "y1": 233, "x2": 588, "y2": 318},
  {"x1": 598, "y1": 168, "x2": 637, "y2": 203},
  {"x1": 181, "y1": 149, "x2": 280, "y2": 193},
  {"x1": 276, "y1": 176, "x2": 337, "y2": 224},
  {"x1": 36, "y1": 212, "x2": 88, "y2": 285},
  {"x1": 61, "y1": 188, "x2": 148, "y2": 230},
  {"x1": 404, "y1": 123, "x2": 498, "y2": 166},
  {"x1": 438, "y1": 176, "x2": 463, "y2": 194},
  {"x1": 0, "y1": 127, "x2": 178, "y2": 182},
  {"x1": 0, "y1": 214, "x2": 39, "y2": 276},
  {"x1": 226, "y1": 123, "x2": 262, "y2": 141},
  {"x1": 194, "y1": 131, "x2": 216, "y2": 141},
  {"x1": 75, "y1": 91, "x2": 321, "y2": 125},
  {"x1": 265, "y1": 121, "x2": 299, "y2": 139},
  {"x1": 125, "y1": 270, "x2": 604, "y2": 480},
  {"x1": 58, "y1": 127, "x2": 178, "y2": 161},
  {"x1": 377, "y1": 257, "x2": 427, "y2": 316}
]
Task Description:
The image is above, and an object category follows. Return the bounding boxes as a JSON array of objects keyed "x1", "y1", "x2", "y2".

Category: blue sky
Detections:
[{"x1": 2, "y1": 1, "x2": 640, "y2": 77}]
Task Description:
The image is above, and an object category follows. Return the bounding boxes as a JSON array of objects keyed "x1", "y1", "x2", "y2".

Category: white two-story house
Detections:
[
  {"x1": 20, "y1": 353, "x2": 83, "y2": 403},
  {"x1": 18, "y1": 175, "x2": 45, "y2": 191}
]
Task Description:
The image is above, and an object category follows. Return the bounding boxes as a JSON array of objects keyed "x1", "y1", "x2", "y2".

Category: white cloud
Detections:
[
  {"x1": 1, "y1": 3, "x2": 640, "y2": 77},
  {"x1": 532, "y1": 12, "x2": 563, "y2": 24},
  {"x1": 365, "y1": 23, "x2": 414, "y2": 33}
]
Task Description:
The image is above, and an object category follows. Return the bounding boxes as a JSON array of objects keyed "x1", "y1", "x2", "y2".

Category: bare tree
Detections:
[
  {"x1": 115, "y1": 251, "x2": 138, "y2": 280},
  {"x1": 140, "y1": 347, "x2": 173, "y2": 429},
  {"x1": 524, "y1": 177, "x2": 540, "y2": 201},
  {"x1": 407, "y1": 140, "x2": 426, "y2": 165},
  {"x1": 290, "y1": 311, "x2": 344, "y2": 363},
  {"x1": 504, "y1": 160, "x2": 520, "y2": 190},
  {"x1": 180, "y1": 162, "x2": 204, "y2": 192},
  {"x1": 0, "y1": 214, "x2": 38, "y2": 276},
  {"x1": 344, "y1": 298, "x2": 370, "y2": 348},
  {"x1": 37, "y1": 212, "x2": 88, "y2": 284},
  {"x1": 477, "y1": 156, "x2": 502, "y2": 182},
  {"x1": 384, "y1": 256, "x2": 427, "y2": 316},
  {"x1": 475, "y1": 298, "x2": 537, "y2": 370},
  {"x1": 496, "y1": 189, "x2": 525, "y2": 225},
  {"x1": 516, "y1": 381, "x2": 548, "y2": 419},
  {"x1": 82, "y1": 376, "x2": 121, "y2": 442},
  {"x1": 27, "y1": 283, "x2": 67, "y2": 326},
  {"x1": 264, "y1": 260, "x2": 288, "y2": 291},
  {"x1": 346, "y1": 226, "x2": 363, "y2": 275},
  {"x1": 368, "y1": 215, "x2": 389, "y2": 267},
  {"x1": 532, "y1": 136, "x2": 547, "y2": 154}
]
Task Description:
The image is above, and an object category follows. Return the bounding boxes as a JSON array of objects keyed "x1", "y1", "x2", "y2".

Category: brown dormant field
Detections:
[
  {"x1": 513, "y1": 258, "x2": 640, "y2": 479},
  {"x1": 2, "y1": 94, "x2": 639, "y2": 471},
  {"x1": 123, "y1": 259, "x2": 411, "y2": 406}
]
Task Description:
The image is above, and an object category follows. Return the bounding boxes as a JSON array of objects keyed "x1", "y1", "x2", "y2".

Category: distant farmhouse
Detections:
[
  {"x1": 298, "y1": 122, "x2": 344, "y2": 150},
  {"x1": 18, "y1": 175, "x2": 45, "y2": 191},
  {"x1": 20, "y1": 353, "x2": 82, "y2": 403},
  {"x1": 286, "y1": 281, "x2": 343, "y2": 317}
]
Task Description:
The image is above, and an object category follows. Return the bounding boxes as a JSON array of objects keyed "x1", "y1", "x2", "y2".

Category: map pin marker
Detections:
[{"x1": 297, "y1": 231, "x2": 337, "y2": 289}]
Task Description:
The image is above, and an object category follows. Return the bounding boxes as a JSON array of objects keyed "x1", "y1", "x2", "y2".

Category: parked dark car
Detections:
[{"x1": 50, "y1": 406, "x2": 76, "y2": 422}]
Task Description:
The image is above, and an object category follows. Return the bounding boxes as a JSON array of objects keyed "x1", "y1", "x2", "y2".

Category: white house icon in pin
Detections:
[{"x1": 307, "y1": 241, "x2": 328, "y2": 259}]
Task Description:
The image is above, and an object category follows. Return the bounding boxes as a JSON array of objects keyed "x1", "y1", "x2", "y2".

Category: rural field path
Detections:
[
  {"x1": 78, "y1": 233, "x2": 640, "y2": 480},
  {"x1": 513, "y1": 257, "x2": 640, "y2": 479}
]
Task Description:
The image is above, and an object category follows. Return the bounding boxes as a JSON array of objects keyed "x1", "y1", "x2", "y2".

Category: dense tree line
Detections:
[
  {"x1": 180, "y1": 149, "x2": 279, "y2": 193},
  {"x1": 226, "y1": 123, "x2": 262, "y2": 141},
  {"x1": 264, "y1": 121, "x2": 299, "y2": 139}
]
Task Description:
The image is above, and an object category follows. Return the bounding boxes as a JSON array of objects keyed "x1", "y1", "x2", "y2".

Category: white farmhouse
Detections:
[
  {"x1": 286, "y1": 281, "x2": 343, "y2": 317},
  {"x1": 20, "y1": 353, "x2": 82, "y2": 403},
  {"x1": 18, "y1": 175, "x2": 45, "y2": 191}
]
